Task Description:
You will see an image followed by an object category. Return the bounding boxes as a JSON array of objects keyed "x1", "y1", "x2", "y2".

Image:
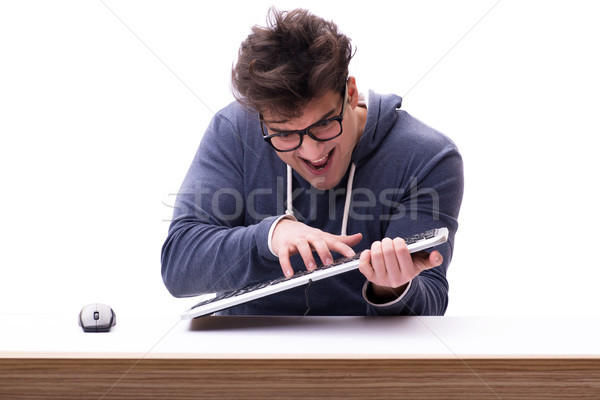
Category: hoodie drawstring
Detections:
[
  {"x1": 340, "y1": 162, "x2": 356, "y2": 236},
  {"x1": 285, "y1": 163, "x2": 356, "y2": 236}
]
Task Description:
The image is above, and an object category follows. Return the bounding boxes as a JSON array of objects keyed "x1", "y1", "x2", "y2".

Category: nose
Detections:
[{"x1": 297, "y1": 136, "x2": 326, "y2": 159}]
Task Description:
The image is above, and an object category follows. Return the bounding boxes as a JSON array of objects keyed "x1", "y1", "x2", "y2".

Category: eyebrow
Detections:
[{"x1": 263, "y1": 107, "x2": 337, "y2": 132}]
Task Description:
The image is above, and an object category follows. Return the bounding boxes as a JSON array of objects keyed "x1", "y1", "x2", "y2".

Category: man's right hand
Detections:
[{"x1": 271, "y1": 219, "x2": 363, "y2": 277}]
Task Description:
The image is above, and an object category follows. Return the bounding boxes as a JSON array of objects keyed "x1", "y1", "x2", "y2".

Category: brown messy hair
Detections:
[{"x1": 231, "y1": 8, "x2": 354, "y2": 118}]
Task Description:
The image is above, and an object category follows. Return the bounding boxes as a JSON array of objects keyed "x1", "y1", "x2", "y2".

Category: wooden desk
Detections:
[{"x1": 2, "y1": 315, "x2": 600, "y2": 399}]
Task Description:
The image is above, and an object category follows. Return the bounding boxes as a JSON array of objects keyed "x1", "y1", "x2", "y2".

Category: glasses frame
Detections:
[{"x1": 260, "y1": 85, "x2": 348, "y2": 152}]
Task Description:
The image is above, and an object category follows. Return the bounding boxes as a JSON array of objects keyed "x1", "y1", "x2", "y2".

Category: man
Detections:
[{"x1": 161, "y1": 8, "x2": 463, "y2": 315}]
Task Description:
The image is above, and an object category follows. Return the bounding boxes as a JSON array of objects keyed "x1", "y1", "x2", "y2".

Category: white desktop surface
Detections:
[{"x1": 2, "y1": 314, "x2": 600, "y2": 359}]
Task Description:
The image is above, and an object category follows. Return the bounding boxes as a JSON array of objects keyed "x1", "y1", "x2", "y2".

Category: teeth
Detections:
[
  {"x1": 310, "y1": 154, "x2": 329, "y2": 163},
  {"x1": 302, "y1": 150, "x2": 333, "y2": 171}
]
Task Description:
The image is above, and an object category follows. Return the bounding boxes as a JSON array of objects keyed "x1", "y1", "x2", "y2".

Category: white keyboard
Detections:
[{"x1": 181, "y1": 227, "x2": 449, "y2": 319}]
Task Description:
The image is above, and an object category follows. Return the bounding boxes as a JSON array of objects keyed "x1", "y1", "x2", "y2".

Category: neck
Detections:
[{"x1": 354, "y1": 104, "x2": 368, "y2": 144}]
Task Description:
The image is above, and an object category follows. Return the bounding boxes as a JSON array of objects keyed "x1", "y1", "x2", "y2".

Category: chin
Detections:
[
  {"x1": 307, "y1": 175, "x2": 341, "y2": 191},
  {"x1": 311, "y1": 181, "x2": 331, "y2": 191}
]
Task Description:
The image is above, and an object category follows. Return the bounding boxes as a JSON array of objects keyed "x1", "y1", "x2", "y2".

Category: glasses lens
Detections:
[
  {"x1": 308, "y1": 119, "x2": 342, "y2": 140},
  {"x1": 270, "y1": 132, "x2": 302, "y2": 151}
]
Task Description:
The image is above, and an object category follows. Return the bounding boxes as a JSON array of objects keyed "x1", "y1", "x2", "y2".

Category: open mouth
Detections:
[{"x1": 302, "y1": 149, "x2": 334, "y2": 173}]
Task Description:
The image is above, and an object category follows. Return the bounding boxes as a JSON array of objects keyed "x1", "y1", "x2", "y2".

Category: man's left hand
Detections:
[{"x1": 358, "y1": 237, "x2": 443, "y2": 302}]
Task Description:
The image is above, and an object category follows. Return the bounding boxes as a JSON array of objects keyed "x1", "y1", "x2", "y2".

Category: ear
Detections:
[{"x1": 346, "y1": 76, "x2": 360, "y2": 108}]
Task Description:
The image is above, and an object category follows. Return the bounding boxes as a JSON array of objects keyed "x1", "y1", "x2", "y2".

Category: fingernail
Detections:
[
  {"x1": 325, "y1": 258, "x2": 333, "y2": 265},
  {"x1": 308, "y1": 262, "x2": 316, "y2": 271},
  {"x1": 286, "y1": 269, "x2": 293, "y2": 278}
]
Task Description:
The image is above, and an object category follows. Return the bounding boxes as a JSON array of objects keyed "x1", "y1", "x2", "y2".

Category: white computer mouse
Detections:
[{"x1": 78, "y1": 303, "x2": 116, "y2": 332}]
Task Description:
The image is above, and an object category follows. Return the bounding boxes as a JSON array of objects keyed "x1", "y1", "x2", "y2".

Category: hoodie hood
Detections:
[{"x1": 351, "y1": 90, "x2": 403, "y2": 165}]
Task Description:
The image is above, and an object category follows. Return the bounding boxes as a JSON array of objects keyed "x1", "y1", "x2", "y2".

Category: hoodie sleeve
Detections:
[
  {"x1": 365, "y1": 139, "x2": 464, "y2": 316},
  {"x1": 161, "y1": 112, "x2": 280, "y2": 298}
]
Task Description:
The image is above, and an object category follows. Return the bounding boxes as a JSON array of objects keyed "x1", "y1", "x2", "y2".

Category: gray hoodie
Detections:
[{"x1": 161, "y1": 90, "x2": 464, "y2": 316}]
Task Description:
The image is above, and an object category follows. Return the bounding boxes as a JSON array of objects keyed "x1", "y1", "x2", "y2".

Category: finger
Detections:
[
  {"x1": 358, "y1": 249, "x2": 374, "y2": 281},
  {"x1": 393, "y1": 237, "x2": 413, "y2": 272},
  {"x1": 369, "y1": 240, "x2": 387, "y2": 280},
  {"x1": 295, "y1": 239, "x2": 317, "y2": 271},
  {"x1": 311, "y1": 238, "x2": 334, "y2": 267},
  {"x1": 277, "y1": 247, "x2": 295, "y2": 278},
  {"x1": 329, "y1": 232, "x2": 362, "y2": 257},
  {"x1": 325, "y1": 238, "x2": 357, "y2": 259},
  {"x1": 382, "y1": 238, "x2": 404, "y2": 288},
  {"x1": 382, "y1": 237, "x2": 400, "y2": 272}
]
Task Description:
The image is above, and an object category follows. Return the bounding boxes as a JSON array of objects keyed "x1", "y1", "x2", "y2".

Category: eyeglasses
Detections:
[{"x1": 260, "y1": 85, "x2": 348, "y2": 152}]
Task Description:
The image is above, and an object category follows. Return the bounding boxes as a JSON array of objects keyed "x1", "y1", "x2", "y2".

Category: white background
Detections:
[{"x1": 1, "y1": 0, "x2": 599, "y2": 319}]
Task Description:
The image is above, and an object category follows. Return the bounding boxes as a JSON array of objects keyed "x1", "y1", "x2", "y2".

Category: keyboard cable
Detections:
[{"x1": 303, "y1": 279, "x2": 313, "y2": 316}]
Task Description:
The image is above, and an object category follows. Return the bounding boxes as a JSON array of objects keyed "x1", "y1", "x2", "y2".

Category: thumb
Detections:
[
  {"x1": 429, "y1": 250, "x2": 443, "y2": 267},
  {"x1": 416, "y1": 250, "x2": 443, "y2": 272},
  {"x1": 342, "y1": 232, "x2": 363, "y2": 247}
]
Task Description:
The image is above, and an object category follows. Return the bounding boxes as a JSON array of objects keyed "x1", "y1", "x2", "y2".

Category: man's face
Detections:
[{"x1": 261, "y1": 83, "x2": 362, "y2": 191}]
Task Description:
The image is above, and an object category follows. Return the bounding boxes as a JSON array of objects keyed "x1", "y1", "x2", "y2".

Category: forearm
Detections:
[
  {"x1": 365, "y1": 269, "x2": 449, "y2": 316},
  {"x1": 369, "y1": 282, "x2": 409, "y2": 303},
  {"x1": 161, "y1": 216, "x2": 279, "y2": 297}
]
